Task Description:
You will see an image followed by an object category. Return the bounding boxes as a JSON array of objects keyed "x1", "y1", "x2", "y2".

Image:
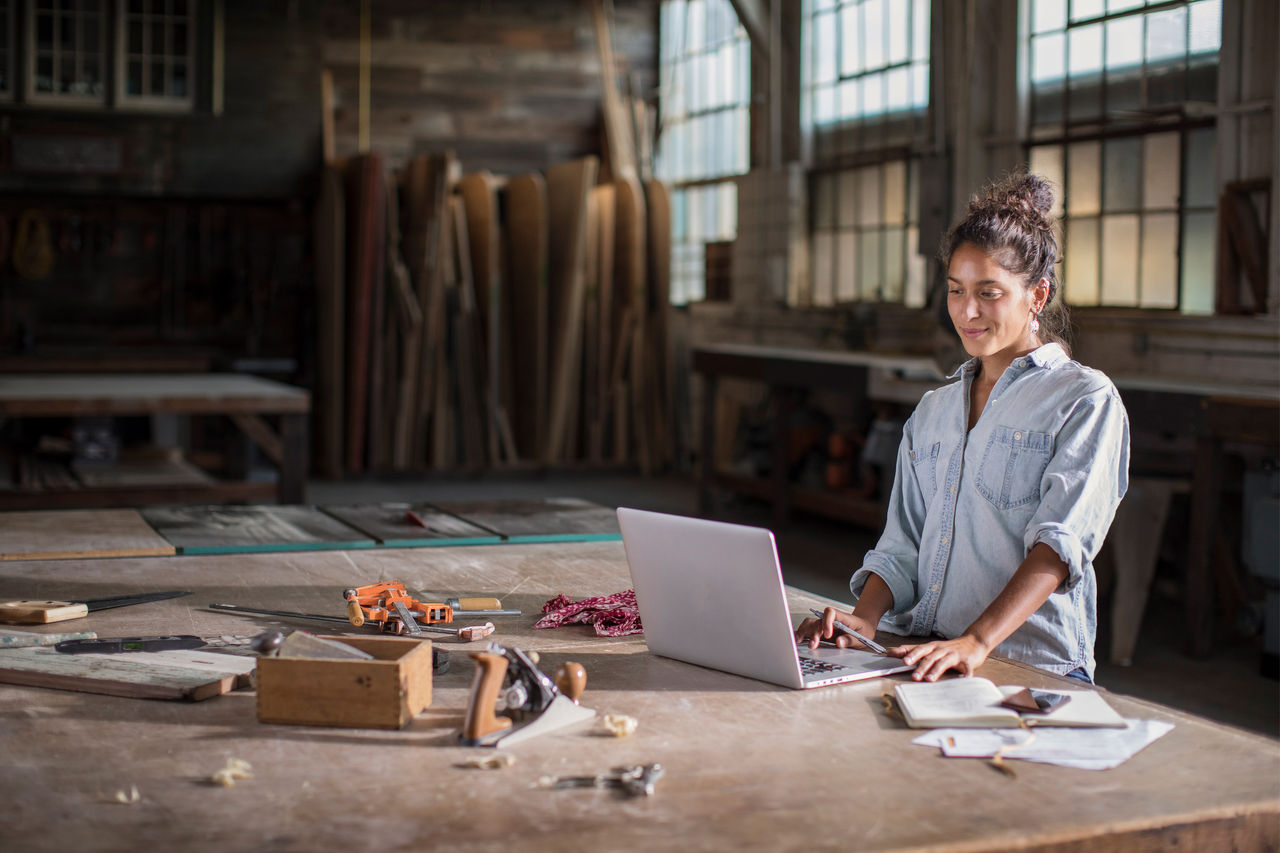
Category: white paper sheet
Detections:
[{"x1": 911, "y1": 719, "x2": 1175, "y2": 770}]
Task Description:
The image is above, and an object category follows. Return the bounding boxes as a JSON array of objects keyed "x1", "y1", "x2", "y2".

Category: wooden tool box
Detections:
[{"x1": 256, "y1": 636, "x2": 432, "y2": 730}]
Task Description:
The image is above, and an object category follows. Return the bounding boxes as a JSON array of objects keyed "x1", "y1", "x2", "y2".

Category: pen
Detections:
[{"x1": 808, "y1": 608, "x2": 888, "y2": 655}]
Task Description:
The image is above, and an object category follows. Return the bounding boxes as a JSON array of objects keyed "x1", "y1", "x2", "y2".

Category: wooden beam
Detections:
[
  {"x1": 229, "y1": 413, "x2": 284, "y2": 468},
  {"x1": 728, "y1": 0, "x2": 769, "y2": 58}
]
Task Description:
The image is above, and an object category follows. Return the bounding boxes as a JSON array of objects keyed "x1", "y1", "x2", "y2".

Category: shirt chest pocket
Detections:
[
  {"x1": 910, "y1": 441, "x2": 941, "y2": 502},
  {"x1": 976, "y1": 426, "x2": 1052, "y2": 511}
]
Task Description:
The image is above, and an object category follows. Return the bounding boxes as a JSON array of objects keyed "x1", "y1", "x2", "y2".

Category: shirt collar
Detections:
[{"x1": 945, "y1": 342, "x2": 1067, "y2": 380}]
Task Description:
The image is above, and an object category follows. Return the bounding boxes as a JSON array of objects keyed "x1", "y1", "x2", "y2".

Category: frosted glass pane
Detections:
[
  {"x1": 837, "y1": 231, "x2": 857, "y2": 302},
  {"x1": 688, "y1": 0, "x2": 704, "y2": 47},
  {"x1": 1034, "y1": 0, "x2": 1066, "y2": 33},
  {"x1": 839, "y1": 5, "x2": 860, "y2": 76},
  {"x1": 1140, "y1": 212, "x2": 1179, "y2": 308},
  {"x1": 1030, "y1": 145, "x2": 1065, "y2": 218},
  {"x1": 1183, "y1": 128, "x2": 1216, "y2": 207},
  {"x1": 1180, "y1": 211, "x2": 1215, "y2": 314},
  {"x1": 887, "y1": 67, "x2": 910, "y2": 112},
  {"x1": 815, "y1": 11, "x2": 836, "y2": 84},
  {"x1": 813, "y1": 231, "x2": 835, "y2": 306},
  {"x1": 719, "y1": 181, "x2": 737, "y2": 239},
  {"x1": 862, "y1": 71, "x2": 884, "y2": 116},
  {"x1": 1032, "y1": 32, "x2": 1065, "y2": 83},
  {"x1": 1103, "y1": 137, "x2": 1141, "y2": 212},
  {"x1": 912, "y1": 62, "x2": 928, "y2": 108},
  {"x1": 905, "y1": 226, "x2": 927, "y2": 308},
  {"x1": 856, "y1": 166, "x2": 882, "y2": 227},
  {"x1": 1067, "y1": 141, "x2": 1101, "y2": 216},
  {"x1": 1100, "y1": 213, "x2": 1139, "y2": 305},
  {"x1": 838, "y1": 169, "x2": 857, "y2": 228},
  {"x1": 1071, "y1": 0, "x2": 1104, "y2": 22},
  {"x1": 858, "y1": 230, "x2": 882, "y2": 300},
  {"x1": 1105, "y1": 17, "x2": 1142, "y2": 71},
  {"x1": 1106, "y1": 0, "x2": 1143, "y2": 11},
  {"x1": 671, "y1": 188, "x2": 687, "y2": 240},
  {"x1": 884, "y1": 160, "x2": 906, "y2": 223},
  {"x1": 1069, "y1": 24, "x2": 1103, "y2": 77},
  {"x1": 814, "y1": 173, "x2": 835, "y2": 229},
  {"x1": 888, "y1": 0, "x2": 910, "y2": 64},
  {"x1": 1189, "y1": 0, "x2": 1222, "y2": 54},
  {"x1": 864, "y1": 0, "x2": 885, "y2": 70},
  {"x1": 814, "y1": 85, "x2": 836, "y2": 125},
  {"x1": 1146, "y1": 8, "x2": 1188, "y2": 65},
  {"x1": 883, "y1": 227, "x2": 906, "y2": 302},
  {"x1": 1142, "y1": 133, "x2": 1180, "y2": 209},
  {"x1": 1065, "y1": 217, "x2": 1100, "y2": 305},
  {"x1": 839, "y1": 78, "x2": 859, "y2": 118},
  {"x1": 907, "y1": 159, "x2": 920, "y2": 223},
  {"x1": 912, "y1": 0, "x2": 929, "y2": 59}
]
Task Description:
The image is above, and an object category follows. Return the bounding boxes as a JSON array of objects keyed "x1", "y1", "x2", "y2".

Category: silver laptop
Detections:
[{"x1": 617, "y1": 507, "x2": 914, "y2": 689}]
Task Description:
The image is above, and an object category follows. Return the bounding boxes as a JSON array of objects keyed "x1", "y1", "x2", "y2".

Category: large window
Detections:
[
  {"x1": 26, "y1": 0, "x2": 107, "y2": 106},
  {"x1": 1026, "y1": 0, "x2": 1222, "y2": 313},
  {"x1": 807, "y1": 0, "x2": 929, "y2": 126},
  {"x1": 802, "y1": 0, "x2": 931, "y2": 309},
  {"x1": 654, "y1": 0, "x2": 751, "y2": 305},
  {"x1": 117, "y1": 0, "x2": 196, "y2": 110}
]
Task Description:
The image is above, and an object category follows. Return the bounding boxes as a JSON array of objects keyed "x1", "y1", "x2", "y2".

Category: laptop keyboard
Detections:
[{"x1": 799, "y1": 656, "x2": 850, "y2": 675}]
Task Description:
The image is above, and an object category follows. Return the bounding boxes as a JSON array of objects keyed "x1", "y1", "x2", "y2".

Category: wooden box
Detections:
[{"x1": 256, "y1": 636, "x2": 432, "y2": 729}]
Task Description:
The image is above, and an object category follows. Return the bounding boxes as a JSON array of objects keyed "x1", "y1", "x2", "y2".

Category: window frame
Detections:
[
  {"x1": 24, "y1": 0, "x2": 108, "y2": 108},
  {"x1": 114, "y1": 0, "x2": 197, "y2": 112}
]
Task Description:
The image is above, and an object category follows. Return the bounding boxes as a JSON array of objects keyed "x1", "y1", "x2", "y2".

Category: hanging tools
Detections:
[
  {"x1": 459, "y1": 642, "x2": 595, "y2": 748},
  {"x1": 0, "y1": 590, "x2": 191, "y2": 625}
]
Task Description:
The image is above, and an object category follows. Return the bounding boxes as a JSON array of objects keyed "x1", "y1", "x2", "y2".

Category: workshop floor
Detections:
[{"x1": 310, "y1": 470, "x2": 1279, "y2": 740}]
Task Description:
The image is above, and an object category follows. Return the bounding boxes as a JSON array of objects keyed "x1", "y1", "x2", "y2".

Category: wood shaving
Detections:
[
  {"x1": 601, "y1": 714, "x2": 638, "y2": 737},
  {"x1": 211, "y1": 757, "x2": 254, "y2": 787},
  {"x1": 114, "y1": 786, "x2": 140, "y2": 804},
  {"x1": 458, "y1": 753, "x2": 516, "y2": 770}
]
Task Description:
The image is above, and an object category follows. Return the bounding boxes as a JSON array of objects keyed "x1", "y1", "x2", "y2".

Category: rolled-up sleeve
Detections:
[
  {"x1": 851, "y1": 414, "x2": 927, "y2": 615},
  {"x1": 1024, "y1": 386, "x2": 1130, "y2": 591}
]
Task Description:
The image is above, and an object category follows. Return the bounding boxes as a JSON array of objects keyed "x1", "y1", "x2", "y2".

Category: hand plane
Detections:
[{"x1": 459, "y1": 642, "x2": 594, "y2": 748}]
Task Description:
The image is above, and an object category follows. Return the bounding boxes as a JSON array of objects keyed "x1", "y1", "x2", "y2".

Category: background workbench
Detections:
[
  {"x1": 0, "y1": 541, "x2": 1275, "y2": 852},
  {"x1": 0, "y1": 373, "x2": 310, "y2": 509}
]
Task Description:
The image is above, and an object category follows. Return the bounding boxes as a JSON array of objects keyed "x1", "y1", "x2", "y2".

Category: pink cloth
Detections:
[{"x1": 534, "y1": 589, "x2": 643, "y2": 637}]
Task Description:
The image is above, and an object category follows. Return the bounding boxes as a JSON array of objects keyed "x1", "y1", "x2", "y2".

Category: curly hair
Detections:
[{"x1": 940, "y1": 172, "x2": 1071, "y2": 355}]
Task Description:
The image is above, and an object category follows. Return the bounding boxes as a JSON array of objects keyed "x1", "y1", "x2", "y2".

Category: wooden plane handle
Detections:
[
  {"x1": 461, "y1": 651, "x2": 512, "y2": 744},
  {"x1": 0, "y1": 600, "x2": 90, "y2": 624}
]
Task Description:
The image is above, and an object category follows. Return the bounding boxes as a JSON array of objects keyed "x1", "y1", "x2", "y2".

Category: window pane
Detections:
[
  {"x1": 1068, "y1": 23, "x2": 1103, "y2": 77},
  {"x1": 171, "y1": 60, "x2": 187, "y2": 97},
  {"x1": 1029, "y1": 145, "x2": 1065, "y2": 219},
  {"x1": 883, "y1": 160, "x2": 906, "y2": 223},
  {"x1": 1032, "y1": 32, "x2": 1065, "y2": 83},
  {"x1": 1034, "y1": 0, "x2": 1066, "y2": 33},
  {"x1": 1067, "y1": 141, "x2": 1101, "y2": 217},
  {"x1": 1180, "y1": 210, "x2": 1215, "y2": 314},
  {"x1": 861, "y1": 71, "x2": 884, "y2": 116},
  {"x1": 1064, "y1": 216, "x2": 1100, "y2": 305},
  {"x1": 858, "y1": 229, "x2": 881, "y2": 300},
  {"x1": 815, "y1": 10, "x2": 836, "y2": 84},
  {"x1": 1188, "y1": 0, "x2": 1221, "y2": 54},
  {"x1": 838, "y1": 6, "x2": 858, "y2": 77},
  {"x1": 905, "y1": 227, "x2": 927, "y2": 308},
  {"x1": 1142, "y1": 133, "x2": 1180, "y2": 209},
  {"x1": 127, "y1": 58, "x2": 143, "y2": 94},
  {"x1": 1183, "y1": 127, "x2": 1216, "y2": 207},
  {"x1": 863, "y1": 0, "x2": 884, "y2": 70},
  {"x1": 1100, "y1": 213, "x2": 1139, "y2": 305},
  {"x1": 883, "y1": 226, "x2": 905, "y2": 302},
  {"x1": 836, "y1": 231, "x2": 857, "y2": 302},
  {"x1": 912, "y1": 0, "x2": 929, "y2": 59},
  {"x1": 837, "y1": 169, "x2": 856, "y2": 228},
  {"x1": 813, "y1": 231, "x2": 835, "y2": 306},
  {"x1": 1105, "y1": 16, "x2": 1142, "y2": 71},
  {"x1": 886, "y1": 66, "x2": 910, "y2": 112},
  {"x1": 1146, "y1": 7, "x2": 1188, "y2": 65},
  {"x1": 1103, "y1": 137, "x2": 1141, "y2": 211},
  {"x1": 887, "y1": 0, "x2": 910, "y2": 64},
  {"x1": 1140, "y1": 213, "x2": 1179, "y2": 308},
  {"x1": 1106, "y1": 0, "x2": 1143, "y2": 11},
  {"x1": 855, "y1": 166, "x2": 881, "y2": 227},
  {"x1": 1071, "y1": 0, "x2": 1105, "y2": 23}
]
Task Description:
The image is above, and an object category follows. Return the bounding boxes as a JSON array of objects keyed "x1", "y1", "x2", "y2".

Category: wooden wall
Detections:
[{"x1": 320, "y1": 0, "x2": 658, "y2": 177}]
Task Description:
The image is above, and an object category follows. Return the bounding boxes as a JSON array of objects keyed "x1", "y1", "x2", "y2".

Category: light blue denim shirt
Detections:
[{"x1": 849, "y1": 343, "x2": 1130, "y2": 678}]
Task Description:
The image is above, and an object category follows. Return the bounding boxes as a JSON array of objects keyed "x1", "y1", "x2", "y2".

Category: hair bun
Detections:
[{"x1": 968, "y1": 172, "x2": 1056, "y2": 235}]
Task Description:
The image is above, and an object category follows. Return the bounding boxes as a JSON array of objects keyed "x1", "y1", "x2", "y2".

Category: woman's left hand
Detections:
[{"x1": 896, "y1": 635, "x2": 991, "y2": 681}]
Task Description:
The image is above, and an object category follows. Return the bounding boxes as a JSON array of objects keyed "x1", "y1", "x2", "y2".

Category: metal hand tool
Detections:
[
  {"x1": 0, "y1": 590, "x2": 191, "y2": 625},
  {"x1": 54, "y1": 635, "x2": 206, "y2": 654},
  {"x1": 553, "y1": 764, "x2": 665, "y2": 797},
  {"x1": 807, "y1": 608, "x2": 887, "y2": 654},
  {"x1": 207, "y1": 602, "x2": 493, "y2": 641}
]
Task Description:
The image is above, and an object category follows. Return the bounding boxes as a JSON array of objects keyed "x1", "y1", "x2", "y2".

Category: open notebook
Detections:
[{"x1": 894, "y1": 677, "x2": 1127, "y2": 728}]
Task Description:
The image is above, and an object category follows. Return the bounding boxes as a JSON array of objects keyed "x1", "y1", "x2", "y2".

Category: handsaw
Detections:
[{"x1": 0, "y1": 591, "x2": 192, "y2": 625}]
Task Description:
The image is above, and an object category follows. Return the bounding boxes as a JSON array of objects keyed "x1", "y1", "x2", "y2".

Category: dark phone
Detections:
[{"x1": 1027, "y1": 689, "x2": 1072, "y2": 713}]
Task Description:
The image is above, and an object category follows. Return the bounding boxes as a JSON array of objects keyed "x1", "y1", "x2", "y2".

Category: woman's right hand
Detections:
[{"x1": 795, "y1": 607, "x2": 881, "y2": 651}]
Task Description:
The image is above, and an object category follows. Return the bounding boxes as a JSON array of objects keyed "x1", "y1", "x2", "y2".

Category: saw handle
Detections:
[
  {"x1": 461, "y1": 651, "x2": 513, "y2": 744},
  {"x1": 0, "y1": 600, "x2": 89, "y2": 624}
]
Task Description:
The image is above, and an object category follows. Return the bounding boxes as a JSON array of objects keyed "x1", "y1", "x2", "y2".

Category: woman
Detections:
[{"x1": 796, "y1": 173, "x2": 1129, "y2": 684}]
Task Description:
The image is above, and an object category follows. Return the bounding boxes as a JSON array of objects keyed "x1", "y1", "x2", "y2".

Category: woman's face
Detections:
[{"x1": 946, "y1": 243, "x2": 1048, "y2": 365}]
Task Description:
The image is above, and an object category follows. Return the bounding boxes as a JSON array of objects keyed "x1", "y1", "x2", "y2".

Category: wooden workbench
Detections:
[
  {"x1": 0, "y1": 541, "x2": 1276, "y2": 852},
  {"x1": 0, "y1": 373, "x2": 310, "y2": 508}
]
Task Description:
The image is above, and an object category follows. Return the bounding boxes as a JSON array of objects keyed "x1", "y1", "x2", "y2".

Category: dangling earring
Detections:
[{"x1": 1030, "y1": 313, "x2": 1041, "y2": 336}]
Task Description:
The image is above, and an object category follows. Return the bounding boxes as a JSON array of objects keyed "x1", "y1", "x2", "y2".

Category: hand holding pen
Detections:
[{"x1": 802, "y1": 607, "x2": 888, "y2": 654}]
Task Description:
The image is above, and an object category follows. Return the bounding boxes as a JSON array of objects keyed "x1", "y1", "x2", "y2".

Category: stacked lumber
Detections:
[{"x1": 312, "y1": 150, "x2": 673, "y2": 475}]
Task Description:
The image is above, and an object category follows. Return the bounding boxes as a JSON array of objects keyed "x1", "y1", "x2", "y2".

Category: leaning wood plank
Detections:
[
  {"x1": 544, "y1": 156, "x2": 599, "y2": 463},
  {"x1": 574, "y1": 187, "x2": 600, "y2": 461},
  {"x1": 503, "y1": 173, "x2": 549, "y2": 461},
  {"x1": 386, "y1": 174, "x2": 423, "y2": 470},
  {"x1": 450, "y1": 196, "x2": 489, "y2": 470},
  {"x1": 0, "y1": 509, "x2": 174, "y2": 561},
  {"x1": 588, "y1": 0, "x2": 637, "y2": 181},
  {"x1": 645, "y1": 178, "x2": 673, "y2": 468},
  {"x1": 343, "y1": 153, "x2": 386, "y2": 474},
  {"x1": 614, "y1": 175, "x2": 648, "y2": 469},
  {"x1": 0, "y1": 646, "x2": 255, "y2": 701},
  {"x1": 591, "y1": 183, "x2": 616, "y2": 461},
  {"x1": 314, "y1": 164, "x2": 345, "y2": 480},
  {"x1": 456, "y1": 171, "x2": 506, "y2": 422}
]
